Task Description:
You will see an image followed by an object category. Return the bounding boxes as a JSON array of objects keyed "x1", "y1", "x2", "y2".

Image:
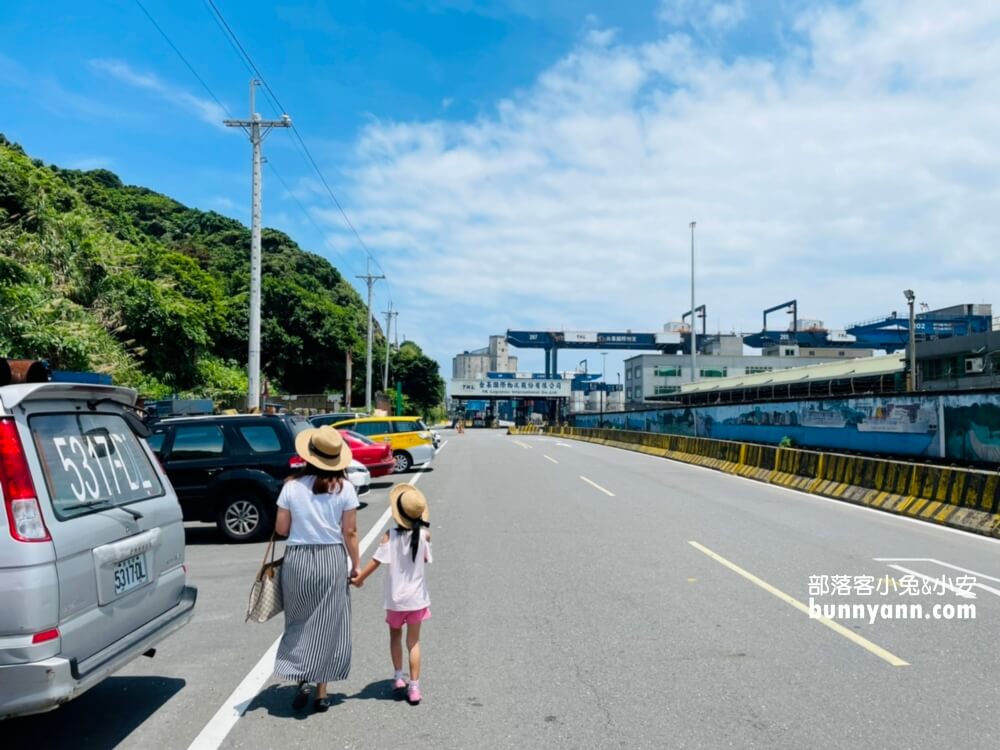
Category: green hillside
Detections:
[{"x1": 0, "y1": 134, "x2": 442, "y2": 411}]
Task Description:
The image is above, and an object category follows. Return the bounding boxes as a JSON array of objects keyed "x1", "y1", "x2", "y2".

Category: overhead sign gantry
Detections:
[{"x1": 506, "y1": 329, "x2": 686, "y2": 376}]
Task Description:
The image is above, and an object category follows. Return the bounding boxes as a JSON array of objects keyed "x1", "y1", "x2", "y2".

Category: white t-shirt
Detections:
[
  {"x1": 277, "y1": 475, "x2": 360, "y2": 546},
  {"x1": 373, "y1": 528, "x2": 432, "y2": 612}
]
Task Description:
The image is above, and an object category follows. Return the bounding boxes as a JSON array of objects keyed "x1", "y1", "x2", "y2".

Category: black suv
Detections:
[
  {"x1": 147, "y1": 413, "x2": 314, "y2": 542},
  {"x1": 309, "y1": 412, "x2": 367, "y2": 427}
]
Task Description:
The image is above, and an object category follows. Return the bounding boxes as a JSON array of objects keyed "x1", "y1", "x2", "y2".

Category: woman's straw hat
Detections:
[
  {"x1": 294, "y1": 425, "x2": 353, "y2": 472},
  {"x1": 389, "y1": 483, "x2": 429, "y2": 529}
]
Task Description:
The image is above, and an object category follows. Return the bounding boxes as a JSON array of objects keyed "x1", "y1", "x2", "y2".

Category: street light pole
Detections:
[
  {"x1": 690, "y1": 221, "x2": 698, "y2": 383},
  {"x1": 904, "y1": 289, "x2": 917, "y2": 391},
  {"x1": 601, "y1": 352, "x2": 607, "y2": 427}
]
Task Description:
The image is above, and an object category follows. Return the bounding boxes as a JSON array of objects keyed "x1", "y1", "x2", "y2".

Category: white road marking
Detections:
[
  {"x1": 512, "y1": 440, "x2": 532, "y2": 449},
  {"x1": 565, "y1": 437, "x2": 1000, "y2": 547},
  {"x1": 873, "y1": 558, "x2": 1000, "y2": 583},
  {"x1": 883, "y1": 564, "x2": 977, "y2": 599},
  {"x1": 579, "y1": 475, "x2": 615, "y2": 497},
  {"x1": 188, "y1": 461, "x2": 437, "y2": 749},
  {"x1": 556, "y1": 442, "x2": 572, "y2": 448},
  {"x1": 875, "y1": 558, "x2": 1000, "y2": 599},
  {"x1": 544, "y1": 455, "x2": 559, "y2": 464}
]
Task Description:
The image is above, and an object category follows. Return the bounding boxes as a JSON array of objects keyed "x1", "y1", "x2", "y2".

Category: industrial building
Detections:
[
  {"x1": 452, "y1": 335, "x2": 517, "y2": 379},
  {"x1": 624, "y1": 334, "x2": 873, "y2": 406}
]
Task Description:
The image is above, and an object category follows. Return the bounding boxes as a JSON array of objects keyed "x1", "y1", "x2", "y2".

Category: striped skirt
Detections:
[{"x1": 274, "y1": 544, "x2": 352, "y2": 683}]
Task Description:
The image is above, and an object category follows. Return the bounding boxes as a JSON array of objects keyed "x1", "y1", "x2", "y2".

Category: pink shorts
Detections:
[{"x1": 386, "y1": 608, "x2": 431, "y2": 629}]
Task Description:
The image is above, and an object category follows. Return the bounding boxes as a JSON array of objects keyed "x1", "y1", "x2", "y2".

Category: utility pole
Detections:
[
  {"x1": 225, "y1": 80, "x2": 291, "y2": 412},
  {"x1": 357, "y1": 261, "x2": 384, "y2": 413},
  {"x1": 382, "y1": 306, "x2": 398, "y2": 393},
  {"x1": 689, "y1": 221, "x2": 698, "y2": 384}
]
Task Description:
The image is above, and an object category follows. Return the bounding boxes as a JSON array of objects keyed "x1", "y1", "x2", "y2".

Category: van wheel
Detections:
[
  {"x1": 392, "y1": 451, "x2": 412, "y2": 473},
  {"x1": 217, "y1": 495, "x2": 271, "y2": 542}
]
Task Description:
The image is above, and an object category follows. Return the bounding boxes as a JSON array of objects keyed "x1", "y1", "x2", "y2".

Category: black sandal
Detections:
[
  {"x1": 314, "y1": 696, "x2": 332, "y2": 712},
  {"x1": 292, "y1": 681, "x2": 311, "y2": 710}
]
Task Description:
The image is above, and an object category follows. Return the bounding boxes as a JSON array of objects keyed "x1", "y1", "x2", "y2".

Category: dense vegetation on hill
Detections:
[{"x1": 0, "y1": 134, "x2": 443, "y2": 413}]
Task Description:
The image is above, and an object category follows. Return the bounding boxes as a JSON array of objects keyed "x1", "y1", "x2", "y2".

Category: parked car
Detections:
[
  {"x1": 329, "y1": 416, "x2": 435, "y2": 473},
  {"x1": 309, "y1": 412, "x2": 367, "y2": 427},
  {"x1": 148, "y1": 413, "x2": 366, "y2": 542},
  {"x1": 340, "y1": 429, "x2": 395, "y2": 478},
  {"x1": 346, "y1": 459, "x2": 371, "y2": 496},
  {"x1": 0, "y1": 381, "x2": 197, "y2": 719}
]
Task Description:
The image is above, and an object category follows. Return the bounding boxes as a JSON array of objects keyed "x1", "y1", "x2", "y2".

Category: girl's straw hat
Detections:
[
  {"x1": 389, "y1": 483, "x2": 429, "y2": 529},
  {"x1": 294, "y1": 425, "x2": 353, "y2": 472}
]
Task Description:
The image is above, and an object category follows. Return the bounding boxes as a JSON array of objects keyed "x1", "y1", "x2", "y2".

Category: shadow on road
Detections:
[
  {"x1": 351, "y1": 678, "x2": 406, "y2": 702},
  {"x1": 5, "y1": 676, "x2": 185, "y2": 749},
  {"x1": 245, "y1": 683, "x2": 348, "y2": 719}
]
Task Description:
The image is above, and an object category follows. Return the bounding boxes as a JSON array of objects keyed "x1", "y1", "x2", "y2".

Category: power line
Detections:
[
  {"x1": 199, "y1": 0, "x2": 393, "y2": 303},
  {"x1": 132, "y1": 0, "x2": 386, "y2": 299},
  {"x1": 266, "y1": 160, "x2": 366, "y2": 281},
  {"x1": 132, "y1": 0, "x2": 231, "y2": 118}
]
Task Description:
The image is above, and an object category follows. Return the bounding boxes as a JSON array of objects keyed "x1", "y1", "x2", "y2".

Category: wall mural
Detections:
[{"x1": 573, "y1": 393, "x2": 1000, "y2": 465}]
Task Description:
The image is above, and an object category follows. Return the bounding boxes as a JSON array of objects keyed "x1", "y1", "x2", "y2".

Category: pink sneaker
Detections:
[
  {"x1": 407, "y1": 683, "x2": 422, "y2": 704},
  {"x1": 393, "y1": 677, "x2": 407, "y2": 690}
]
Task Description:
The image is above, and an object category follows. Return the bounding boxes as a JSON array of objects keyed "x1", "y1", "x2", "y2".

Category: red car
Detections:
[{"x1": 339, "y1": 429, "x2": 395, "y2": 478}]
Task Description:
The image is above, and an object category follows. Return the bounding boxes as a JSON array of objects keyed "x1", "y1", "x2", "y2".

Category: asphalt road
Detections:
[{"x1": 7, "y1": 429, "x2": 1000, "y2": 749}]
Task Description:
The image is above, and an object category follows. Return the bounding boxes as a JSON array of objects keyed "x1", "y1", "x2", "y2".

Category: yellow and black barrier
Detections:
[
  {"x1": 541, "y1": 426, "x2": 1000, "y2": 538},
  {"x1": 507, "y1": 424, "x2": 544, "y2": 435}
]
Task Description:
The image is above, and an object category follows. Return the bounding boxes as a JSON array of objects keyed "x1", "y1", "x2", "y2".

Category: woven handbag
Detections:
[{"x1": 246, "y1": 534, "x2": 284, "y2": 623}]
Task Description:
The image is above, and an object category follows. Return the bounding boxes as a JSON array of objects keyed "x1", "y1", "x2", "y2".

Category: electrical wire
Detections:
[
  {"x1": 200, "y1": 0, "x2": 393, "y2": 305},
  {"x1": 132, "y1": 0, "x2": 388, "y2": 305},
  {"x1": 132, "y1": 0, "x2": 232, "y2": 118}
]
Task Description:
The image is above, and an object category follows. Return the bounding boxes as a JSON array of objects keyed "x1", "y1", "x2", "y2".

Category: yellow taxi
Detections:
[{"x1": 330, "y1": 416, "x2": 436, "y2": 473}]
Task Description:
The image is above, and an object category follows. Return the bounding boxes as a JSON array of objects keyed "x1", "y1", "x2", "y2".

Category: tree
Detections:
[{"x1": 389, "y1": 341, "x2": 444, "y2": 416}]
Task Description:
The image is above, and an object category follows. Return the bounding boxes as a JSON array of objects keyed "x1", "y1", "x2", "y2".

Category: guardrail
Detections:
[{"x1": 544, "y1": 427, "x2": 1000, "y2": 538}]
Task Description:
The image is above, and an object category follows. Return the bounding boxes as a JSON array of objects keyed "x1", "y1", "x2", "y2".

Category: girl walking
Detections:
[
  {"x1": 273, "y1": 426, "x2": 360, "y2": 713},
  {"x1": 353, "y1": 483, "x2": 432, "y2": 705}
]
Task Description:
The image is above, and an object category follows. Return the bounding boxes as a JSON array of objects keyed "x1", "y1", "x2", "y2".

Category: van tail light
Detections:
[
  {"x1": 288, "y1": 455, "x2": 306, "y2": 469},
  {"x1": 0, "y1": 419, "x2": 50, "y2": 543},
  {"x1": 31, "y1": 628, "x2": 60, "y2": 644}
]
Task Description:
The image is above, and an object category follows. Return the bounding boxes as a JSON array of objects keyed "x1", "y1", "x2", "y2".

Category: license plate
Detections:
[{"x1": 113, "y1": 554, "x2": 149, "y2": 595}]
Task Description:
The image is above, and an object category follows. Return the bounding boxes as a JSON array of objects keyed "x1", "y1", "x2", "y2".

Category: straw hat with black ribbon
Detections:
[
  {"x1": 294, "y1": 425, "x2": 353, "y2": 472},
  {"x1": 389, "y1": 483, "x2": 430, "y2": 561}
]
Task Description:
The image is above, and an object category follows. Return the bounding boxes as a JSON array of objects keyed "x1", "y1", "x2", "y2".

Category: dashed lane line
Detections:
[{"x1": 579, "y1": 475, "x2": 615, "y2": 497}]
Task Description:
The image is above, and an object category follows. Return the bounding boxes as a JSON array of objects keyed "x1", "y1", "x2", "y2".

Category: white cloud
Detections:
[
  {"x1": 89, "y1": 59, "x2": 227, "y2": 129},
  {"x1": 315, "y1": 0, "x2": 1000, "y2": 373},
  {"x1": 658, "y1": 0, "x2": 747, "y2": 31}
]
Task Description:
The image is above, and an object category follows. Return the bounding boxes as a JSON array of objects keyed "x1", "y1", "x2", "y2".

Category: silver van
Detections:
[{"x1": 0, "y1": 381, "x2": 196, "y2": 719}]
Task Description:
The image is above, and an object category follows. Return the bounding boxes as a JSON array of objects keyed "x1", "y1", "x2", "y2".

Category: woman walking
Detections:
[{"x1": 274, "y1": 425, "x2": 360, "y2": 713}]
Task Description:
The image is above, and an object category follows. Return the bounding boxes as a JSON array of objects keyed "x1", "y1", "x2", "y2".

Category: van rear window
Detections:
[{"x1": 30, "y1": 413, "x2": 165, "y2": 519}]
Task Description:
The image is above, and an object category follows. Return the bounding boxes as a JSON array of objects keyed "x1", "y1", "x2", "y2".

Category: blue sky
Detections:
[{"x1": 2, "y1": 0, "x2": 999, "y2": 383}]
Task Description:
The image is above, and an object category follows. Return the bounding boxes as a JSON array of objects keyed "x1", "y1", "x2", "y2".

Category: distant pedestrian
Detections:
[
  {"x1": 273, "y1": 426, "x2": 361, "y2": 713},
  {"x1": 352, "y1": 483, "x2": 432, "y2": 705}
]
